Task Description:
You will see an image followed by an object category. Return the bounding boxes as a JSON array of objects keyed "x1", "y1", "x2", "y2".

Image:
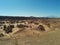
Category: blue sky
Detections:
[{"x1": 0, "y1": 0, "x2": 60, "y2": 17}]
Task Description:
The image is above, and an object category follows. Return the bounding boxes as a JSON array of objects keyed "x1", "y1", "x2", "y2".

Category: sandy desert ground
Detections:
[{"x1": 0, "y1": 17, "x2": 60, "y2": 45}]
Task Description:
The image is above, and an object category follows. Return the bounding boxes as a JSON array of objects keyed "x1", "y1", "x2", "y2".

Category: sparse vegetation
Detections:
[
  {"x1": 0, "y1": 33, "x2": 4, "y2": 37},
  {"x1": 37, "y1": 25, "x2": 45, "y2": 31},
  {"x1": 3, "y1": 25, "x2": 13, "y2": 33},
  {"x1": 17, "y1": 24, "x2": 28, "y2": 28},
  {"x1": 0, "y1": 16, "x2": 60, "y2": 45},
  {"x1": 9, "y1": 25, "x2": 14, "y2": 28},
  {"x1": 0, "y1": 21, "x2": 5, "y2": 24},
  {"x1": 34, "y1": 22, "x2": 39, "y2": 25}
]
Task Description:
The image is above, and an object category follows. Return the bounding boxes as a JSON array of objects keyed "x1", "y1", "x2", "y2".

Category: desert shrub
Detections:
[
  {"x1": 0, "y1": 22, "x2": 5, "y2": 24},
  {"x1": 10, "y1": 20, "x2": 15, "y2": 24},
  {"x1": 0, "y1": 25, "x2": 2, "y2": 26},
  {"x1": 17, "y1": 24, "x2": 28, "y2": 28},
  {"x1": 0, "y1": 33, "x2": 4, "y2": 37},
  {"x1": 37, "y1": 25, "x2": 45, "y2": 31},
  {"x1": 16, "y1": 20, "x2": 19, "y2": 23},
  {"x1": 0, "y1": 27, "x2": 3, "y2": 29},
  {"x1": 46, "y1": 23, "x2": 50, "y2": 27},
  {"x1": 3, "y1": 25, "x2": 13, "y2": 33},
  {"x1": 34, "y1": 22, "x2": 39, "y2": 25},
  {"x1": 5, "y1": 26, "x2": 12, "y2": 33},
  {"x1": 6, "y1": 21, "x2": 9, "y2": 23},
  {"x1": 4, "y1": 25, "x2": 6, "y2": 30},
  {"x1": 20, "y1": 20, "x2": 25, "y2": 23},
  {"x1": 10, "y1": 25, "x2": 14, "y2": 28}
]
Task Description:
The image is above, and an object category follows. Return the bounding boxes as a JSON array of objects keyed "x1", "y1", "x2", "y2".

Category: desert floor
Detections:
[{"x1": 0, "y1": 29, "x2": 60, "y2": 45}]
